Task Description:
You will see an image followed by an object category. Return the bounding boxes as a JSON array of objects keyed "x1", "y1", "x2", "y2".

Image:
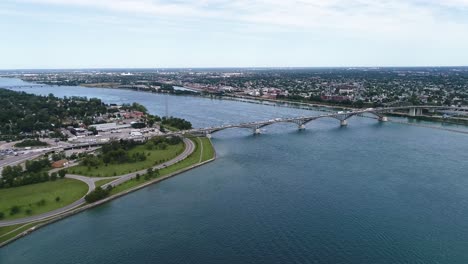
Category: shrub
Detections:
[
  {"x1": 85, "y1": 187, "x2": 111, "y2": 203},
  {"x1": 58, "y1": 169, "x2": 67, "y2": 178},
  {"x1": 10, "y1": 205, "x2": 21, "y2": 215}
]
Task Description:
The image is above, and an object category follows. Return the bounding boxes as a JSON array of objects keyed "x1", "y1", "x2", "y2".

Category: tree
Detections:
[
  {"x1": 147, "y1": 167, "x2": 154, "y2": 176},
  {"x1": 88, "y1": 126, "x2": 98, "y2": 135},
  {"x1": 84, "y1": 187, "x2": 110, "y2": 203},
  {"x1": 50, "y1": 172, "x2": 58, "y2": 181},
  {"x1": 10, "y1": 205, "x2": 20, "y2": 215},
  {"x1": 58, "y1": 169, "x2": 66, "y2": 178}
]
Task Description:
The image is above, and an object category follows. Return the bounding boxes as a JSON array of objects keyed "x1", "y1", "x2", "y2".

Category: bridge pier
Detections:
[
  {"x1": 298, "y1": 124, "x2": 306, "y2": 130},
  {"x1": 254, "y1": 128, "x2": 261, "y2": 135},
  {"x1": 379, "y1": 116, "x2": 388, "y2": 122},
  {"x1": 206, "y1": 133, "x2": 212, "y2": 139},
  {"x1": 409, "y1": 108, "x2": 422, "y2": 117},
  {"x1": 340, "y1": 120, "x2": 348, "y2": 126}
]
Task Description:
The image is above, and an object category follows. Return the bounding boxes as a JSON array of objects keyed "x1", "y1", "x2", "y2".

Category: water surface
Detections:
[{"x1": 1, "y1": 78, "x2": 468, "y2": 263}]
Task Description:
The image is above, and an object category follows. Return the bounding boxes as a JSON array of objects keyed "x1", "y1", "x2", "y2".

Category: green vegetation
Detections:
[
  {"x1": 0, "y1": 88, "x2": 109, "y2": 140},
  {"x1": 0, "y1": 222, "x2": 38, "y2": 244},
  {"x1": 110, "y1": 137, "x2": 215, "y2": 195},
  {"x1": 161, "y1": 116, "x2": 192, "y2": 130},
  {"x1": 121, "y1": 102, "x2": 149, "y2": 114},
  {"x1": 1, "y1": 158, "x2": 51, "y2": 188},
  {"x1": 0, "y1": 179, "x2": 87, "y2": 221},
  {"x1": 199, "y1": 137, "x2": 215, "y2": 162},
  {"x1": 68, "y1": 137, "x2": 185, "y2": 177},
  {"x1": 14, "y1": 139, "x2": 49, "y2": 148},
  {"x1": 84, "y1": 186, "x2": 112, "y2": 203}
]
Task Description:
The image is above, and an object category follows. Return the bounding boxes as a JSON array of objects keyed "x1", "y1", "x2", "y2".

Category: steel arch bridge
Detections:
[{"x1": 179, "y1": 105, "x2": 468, "y2": 136}]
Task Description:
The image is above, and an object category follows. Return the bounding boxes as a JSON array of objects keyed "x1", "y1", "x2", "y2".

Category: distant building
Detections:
[
  {"x1": 70, "y1": 127, "x2": 92, "y2": 136},
  {"x1": 89, "y1": 122, "x2": 131, "y2": 132},
  {"x1": 52, "y1": 159, "x2": 69, "y2": 168}
]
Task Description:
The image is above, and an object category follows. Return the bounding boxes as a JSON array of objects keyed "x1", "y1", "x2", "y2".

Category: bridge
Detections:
[{"x1": 181, "y1": 105, "x2": 468, "y2": 136}]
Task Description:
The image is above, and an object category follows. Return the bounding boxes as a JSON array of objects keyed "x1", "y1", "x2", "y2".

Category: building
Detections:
[
  {"x1": 51, "y1": 159, "x2": 69, "y2": 168},
  {"x1": 89, "y1": 122, "x2": 131, "y2": 132}
]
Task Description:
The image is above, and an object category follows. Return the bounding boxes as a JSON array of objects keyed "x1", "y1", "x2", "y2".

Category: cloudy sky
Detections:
[{"x1": 1, "y1": 0, "x2": 468, "y2": 69}]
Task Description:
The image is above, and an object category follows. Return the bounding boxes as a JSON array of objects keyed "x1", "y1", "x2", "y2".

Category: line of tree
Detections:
[
  {"x1": 161, "y1": 117, "x2": 192, "y2": 130},
  {"x1": 0, "y1": 158, "x2": 67, "y2": 188},
  {"x1": 14, "y1": 139, "x2": 49, "y2": 148}
]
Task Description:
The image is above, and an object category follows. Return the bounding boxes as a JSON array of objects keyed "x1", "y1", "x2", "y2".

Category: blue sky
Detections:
[{"x1": 1, "y1": 0, "x2": 468, "y2": 69}]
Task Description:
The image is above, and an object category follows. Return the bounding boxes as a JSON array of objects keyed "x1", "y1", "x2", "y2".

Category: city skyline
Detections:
[{"x1": 1, "y1": 0, "x2": 468, "y2": 69}]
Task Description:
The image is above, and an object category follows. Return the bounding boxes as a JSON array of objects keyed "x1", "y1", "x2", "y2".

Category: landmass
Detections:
[{"x1": 0, "y1": 89, "x2": 216, "y2": 246}]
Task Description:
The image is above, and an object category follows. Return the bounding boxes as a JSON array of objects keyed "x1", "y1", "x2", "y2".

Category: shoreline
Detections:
[
  {"x1": 0, "y1": 138, "x2": 217, "y2": 248},
  {"x1": 11, "y1": 79, "x2": 468, "y2": 126}
]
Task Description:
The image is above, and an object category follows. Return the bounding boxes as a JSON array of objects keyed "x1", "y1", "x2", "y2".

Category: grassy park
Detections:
[
  {"x1": 110, "y1": 137, "x2": 215, "y2": 195},
  {"x1": 68, "y1": 141, "x2": 185, "y2": 177},
  {"x1": 0, "y1": 179, "x2": 88, "y2": 221},
  {"x1": 0, "y1": 137, "x2": 215, "y2": 246}
]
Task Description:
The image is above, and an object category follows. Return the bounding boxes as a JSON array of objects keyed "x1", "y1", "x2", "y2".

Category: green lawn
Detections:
[
  {"x1": 0, "y1": 223, "x2": 35, "y2": 244},
  {"x1": 68, "y1": 142, "x2": 185, "y2": 177},
  {"x1": 0, "y1": 179, "x2": 88, "y2": 221},
  {"x1": 109, "y1": 137, "x2": 215, "y2": 195},
  {"x1": 200, "y1": 138, "x2": 215, "y2": 162}
]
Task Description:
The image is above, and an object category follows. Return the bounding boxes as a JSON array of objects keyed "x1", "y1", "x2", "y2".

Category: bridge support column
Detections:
[
  {"x1": 206, "y1": 133, "x2": 212, "y2": 139},
  {"x1": 379, "y1": 116, "x2": 388, "y2": 122},
  {"x1": 340, "y1": 119, "x2": 348, "y2": 126},
  {"x1": 416, "y1": 108, "x2": 423, "y2": 116},
  {"x1": 409, "y1": 108, "x2": 416, "y2": 117},
  {"x1": 298, "y1": 124, "x2": 305, "y2": 130},
  {"x1": 254, "y1": 128, "x2": 261, "y2": 135}
]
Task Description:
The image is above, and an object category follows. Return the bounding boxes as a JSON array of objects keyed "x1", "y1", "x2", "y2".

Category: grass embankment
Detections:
[
  {"x1": 109, "y1": 137, "x2": 215, "y2": 195},
  {"x1": 199, "y1": 137, "x2": 215, "y2": 162},
  {"x1": 0, "y1": 179, "x2": 88, "y2": 221},
  {"x1": 0, "y1": 221, "x2": 46, "y2": 245},
  {"x1": 68, "y1": 143, "x2": 185, "y2": 177}
]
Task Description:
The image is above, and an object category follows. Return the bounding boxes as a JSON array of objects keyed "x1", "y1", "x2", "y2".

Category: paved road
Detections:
[
  {"x1": 0, "y1": 138, "x2": 195, "y2": 227},
  {"x1": 0, "y1": 151, "x2": 47, "y2": 169}
]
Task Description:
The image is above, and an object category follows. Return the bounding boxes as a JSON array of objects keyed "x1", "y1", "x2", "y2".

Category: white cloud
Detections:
[
  {"x1": 12, "y1": 0, "x2": 468, "y2": 30},
  {"x1": 8, "y1": 0, "x2": 468, "y2": 38}
]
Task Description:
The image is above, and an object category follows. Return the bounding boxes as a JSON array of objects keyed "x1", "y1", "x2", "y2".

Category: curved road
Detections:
[{"x1": 0, "y1": 138, "x2": 195, "y2": 227}]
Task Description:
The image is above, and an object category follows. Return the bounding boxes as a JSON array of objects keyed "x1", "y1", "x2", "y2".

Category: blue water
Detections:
[{"x1": 2, "y1": 78, "x2": 468, "y2": 263}]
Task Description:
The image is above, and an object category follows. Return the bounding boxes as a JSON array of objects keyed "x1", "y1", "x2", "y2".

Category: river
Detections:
[{"x1": 1, "y1": 78, "x2": 468, "y2": 263}]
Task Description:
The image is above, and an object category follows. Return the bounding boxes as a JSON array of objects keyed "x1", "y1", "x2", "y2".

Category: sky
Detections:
[{"x1": 1, "y1": 0, "x2": 468, "y2": 69}]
